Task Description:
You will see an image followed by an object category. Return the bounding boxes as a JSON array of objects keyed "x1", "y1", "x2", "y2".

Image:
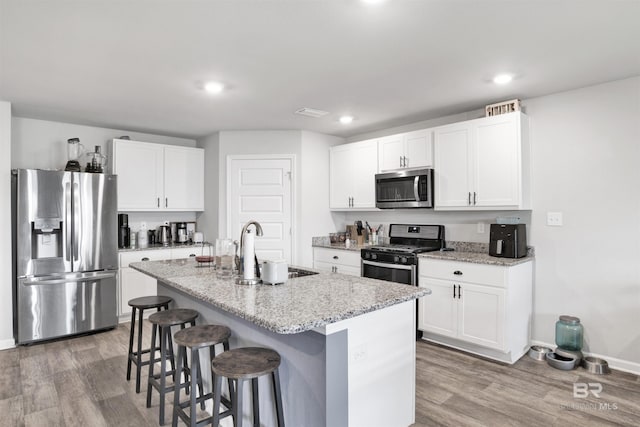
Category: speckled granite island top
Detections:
[{"x1": 129, "y1": 258, "x2": 429, "y2": 335}]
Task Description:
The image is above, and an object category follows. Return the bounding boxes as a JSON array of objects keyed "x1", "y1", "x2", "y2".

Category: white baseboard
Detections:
[
  {"x1": 0, "y1": 338, "x2": 16, "y2": 350},
  {"x1": 531, "y1": 340, "x2": 640, "y2": 376}
]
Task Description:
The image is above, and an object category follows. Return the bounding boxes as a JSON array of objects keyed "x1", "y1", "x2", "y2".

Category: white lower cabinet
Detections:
[
  {"x1": 313, "y1": 247, "x2": 361, "y2": 276},
  {"x1": 118, "y1": 247, "x2": 199, "y2": 319},
  {"x1": 418, "y1": 258, "x2": 532, "y2": 364}
]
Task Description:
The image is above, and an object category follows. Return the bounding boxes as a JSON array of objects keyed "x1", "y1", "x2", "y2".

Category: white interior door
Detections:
[{"x1": 228, "y1": 157, "x2": 293, "y2": 263}]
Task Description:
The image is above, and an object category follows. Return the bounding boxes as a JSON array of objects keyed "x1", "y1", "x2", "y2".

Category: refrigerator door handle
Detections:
[
  {"x1": 72, "y1": 181, "x2": 80, "y2": 262},
  {"x1": 65, "y1": 181, "x2": 72, "y2": 262},
  {"x1": 22, "y1": 272, "x2": 117, "y2": 286}
]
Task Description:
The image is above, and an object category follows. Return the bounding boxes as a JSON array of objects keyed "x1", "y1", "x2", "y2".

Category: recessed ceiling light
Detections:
[
  {"x1": 493, "y1": 74, "x2": 513, "y2": 85},
  {"x1": 339, "y1": 116, "x2": 354, "y2": 124},
  {"x1": 204, "y1": 81, "x2": 225, "y2": 94},
  {"x1": 362, "y1": 0, "x2": 385, "y2": 4}
]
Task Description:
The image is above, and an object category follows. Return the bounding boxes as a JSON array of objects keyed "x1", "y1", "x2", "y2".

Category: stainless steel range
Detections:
[{"x1": 361, "y1": 224, "x2": 445, "y2": 338}]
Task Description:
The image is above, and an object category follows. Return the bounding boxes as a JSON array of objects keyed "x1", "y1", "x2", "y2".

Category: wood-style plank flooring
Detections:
[{"x1": 0, "y1": 323, "x2": 638, "y2": 426}]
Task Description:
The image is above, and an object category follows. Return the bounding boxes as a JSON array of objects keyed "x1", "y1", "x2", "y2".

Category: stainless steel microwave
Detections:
[{"x1": 375, "y1": 168, "x2": 434, "y2": 209}]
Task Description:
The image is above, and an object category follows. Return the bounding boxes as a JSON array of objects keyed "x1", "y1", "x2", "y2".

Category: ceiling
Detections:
[{"x1": 1, "y1": 0, "x2": 639, "y2": 139}]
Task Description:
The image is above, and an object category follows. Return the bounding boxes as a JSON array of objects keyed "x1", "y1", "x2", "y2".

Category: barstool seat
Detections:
[
  {"x1": 211, "y1": 347, "x2": 285, "y2": 427},
  {"x1": 172, "y1": 325, "x2": 233, "y2": 427},
  {"x1": 126, "y1": 295, "x2": 172, "y2": 393},
  {"x1": 147, "y1": 308, "x2": 199, "y2": 426}
]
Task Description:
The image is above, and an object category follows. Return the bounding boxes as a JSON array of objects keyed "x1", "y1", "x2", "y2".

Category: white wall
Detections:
[
  {"x1": 196, "y1": 132, "x2": 220, "y2": 243},
  {"x1": 525, "y1": 77, "x2": 640, "y2": 368},
  {"x1": 299, "y1": 131, "x2": 344, "y2": 267},
  {"x1": 11, "y1": 117, "x2": 195, "y2": 170},
  {"x1": 0, "y1": 102, "x2": 13, "y2": 349}
]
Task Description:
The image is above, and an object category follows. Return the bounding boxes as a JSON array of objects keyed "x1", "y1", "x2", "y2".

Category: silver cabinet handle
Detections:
[
  {"x1": 473, "y1": 192, "x2": 477, "y2": 205},
  {"x1": 468, "y1": 192, "x2": 471, "y2": 205},
  {"x1": 165, "y1": 197, "x2": 168, "y2": 208},
  {"x1": 400, "y1": 156, "x2": 403, "y2": 167},
  {"x1": 157, "y1": 197, "x2": 160, "y2": 207},
  {"x1": 141, "y1": 257, "x2": 149, "y2": 261},
  {"x1": 458, "y1": 285, "x2": 462, "y2": 299},
  {"x1": 189, "y1": 254, "x2": 196, "y2": 257},
  {"x1": 453, "y1": 284, "x2": 456, "y2": 298},
  {"x1": 403, "y1": 156, "x2": 408, "y2": 167},
  {"x1": 333, "y1": 255, "x2": 339, "y2": 259}
]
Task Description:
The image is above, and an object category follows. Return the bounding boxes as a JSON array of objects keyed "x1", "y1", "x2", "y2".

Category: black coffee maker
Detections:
[
  {"x1": 489, "y1": 224, "x2": 527, "y2": 258},
  {"x1": 118, "y1": 214, "x2": 130, "y2": 249}
]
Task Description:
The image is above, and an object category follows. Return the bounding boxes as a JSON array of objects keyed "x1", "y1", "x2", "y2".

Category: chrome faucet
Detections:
[{"x1": 238, "y1": 220, "x2": 263, "y2": 284}]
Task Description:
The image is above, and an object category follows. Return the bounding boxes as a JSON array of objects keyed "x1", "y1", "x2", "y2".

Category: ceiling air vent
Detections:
[{"x1": 294, "y1": 107, "x2": 329, "y2": 118}]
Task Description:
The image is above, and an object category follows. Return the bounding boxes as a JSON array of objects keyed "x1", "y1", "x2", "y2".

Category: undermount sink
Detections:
[{"x1": 288, "y1": 267, "x2": 319, "y2": 278}]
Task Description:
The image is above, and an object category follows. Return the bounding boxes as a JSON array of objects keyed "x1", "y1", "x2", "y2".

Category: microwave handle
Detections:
[{"x1": 414, "y1": 176, "x2": 420, "y2": 201}]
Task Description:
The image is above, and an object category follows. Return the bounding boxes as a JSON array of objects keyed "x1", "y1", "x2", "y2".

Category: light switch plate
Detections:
[
  {"x1": 477, "y1": 222, "x2": 485, "y2": 233},
  {"x1": 547, "y1": 212, "x2": 563, "y2": 226}
]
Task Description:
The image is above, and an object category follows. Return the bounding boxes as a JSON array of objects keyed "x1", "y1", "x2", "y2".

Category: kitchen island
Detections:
[{"x1": 130, "y1": 258, "x2": 429, "y2": 427}]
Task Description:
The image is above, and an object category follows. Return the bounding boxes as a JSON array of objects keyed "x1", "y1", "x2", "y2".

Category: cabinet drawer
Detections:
[
  {"x1": 171, "y1": 247, "x2": 200, "y2": 259},
  {"x1": 120, "y1": 249, "x2": 172, "y2": 267},
  {"x1": 313, "y1": 247, "x2": 361, "y2": 267},
  {"x1": 419, "y1": 258, "x2": 506, "y2": 287}
]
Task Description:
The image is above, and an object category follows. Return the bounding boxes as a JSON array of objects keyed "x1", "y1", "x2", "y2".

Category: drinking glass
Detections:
[{"x1": 216, "y1": 239, "x2": 234, "y2": 279}]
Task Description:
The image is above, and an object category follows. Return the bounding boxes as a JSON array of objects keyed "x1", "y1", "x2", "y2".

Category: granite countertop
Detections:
[
  {"x1": 312, "y1": 242, "x2": 368, "y2": 252},
  {"x1": 119, "y1": 242, "x2": 206, "y2": 253},
  {"x1": 129, "y1": 258, "x2": 429, "y2": 334},
  {"x1": 419, "y1": 250, "x2": 533, "y2": 266}
]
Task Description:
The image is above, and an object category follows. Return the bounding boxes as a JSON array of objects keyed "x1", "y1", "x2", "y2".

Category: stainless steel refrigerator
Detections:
[{"x1": 12, "y1": 169, "x2": 118, "y2": 344}]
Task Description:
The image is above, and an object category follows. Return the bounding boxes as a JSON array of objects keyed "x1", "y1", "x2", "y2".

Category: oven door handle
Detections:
[{"x1": 362, "y1": 260, "x2": 414, "y2": 270}]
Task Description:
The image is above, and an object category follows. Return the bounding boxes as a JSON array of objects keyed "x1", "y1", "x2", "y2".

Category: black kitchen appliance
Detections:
[
  {"x1": 375, "y1": 168, "x2": 434, "y2": 209},
  {"x1": 361, "y1": 224, "x2": 445, "y2": 339},
  {"x1": 489, "y1": 223, "x2": 527, "y2": 258},
  {"x1": 118, "y1": 213, "x2": 130, "y2": 249}
]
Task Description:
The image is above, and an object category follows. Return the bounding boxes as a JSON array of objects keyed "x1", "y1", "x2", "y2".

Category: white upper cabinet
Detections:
[
  {"x1": 378, "y1": 129, "x2": 433, "y2": 172},
  {"x1": 433, "y1": 112, "x2": 530, "y2": 210},
  {"x1": 110, "y1": 139, "x2": 204, "y2": 211},
  {"x1": 330, "y1": 140, "x2": 378, "y2": 210},
  {"x1": 163, "y1": 146, "x2": 204, "y2": 211}
]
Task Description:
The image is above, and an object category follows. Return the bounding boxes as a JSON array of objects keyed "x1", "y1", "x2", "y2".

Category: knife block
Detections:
[{"x1": 346, "y1": 225, "x2": 367, "y2": 246}]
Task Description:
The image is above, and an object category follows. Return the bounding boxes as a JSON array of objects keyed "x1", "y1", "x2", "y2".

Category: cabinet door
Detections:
[
  {"x1": 351, "y1": 141, "x2": 378, "y2": 208},
  {"x1": 458, "y1": 282, "x2": 505, "y2": 350},
  {"x1": 313, "y1": 260, "x2": 334, "y2": 273},
  {"x1": 434, "y1": 124, "x2": 472, "y2": 207},
  {"x1": 329, "y1": 145, "x2": 354, "y2": 209},
  {"x1": 112, "y1": 140, "x2": 164, "y2": 210},
  {"x1": 473, "y1": 114, "x2": 520, "y2": 207},
  {"x1": 417, "y1": 278, "x2": 457, "y2": 337},
  {"x1": 163, "y1": 146, "x2": 205, "y2": 211},
  {"x1": 404, "y1": 129, "x2": 432, "y2": 169},
  {"x1": 119, "y1": 267, "x2": 158, "y2": 316},
  {"x1": 378, "y1": 134, "x2": 405, "y2": 171}
]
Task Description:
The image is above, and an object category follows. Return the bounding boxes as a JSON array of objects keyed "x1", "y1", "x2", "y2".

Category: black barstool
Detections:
[
  {"x1": 211, "y1": 347, "x2": 285, "y2": 427},
  {"x1": 147, "y1": 308, "x2": 199, "y2": 425},
  {"x1": 172, "y1": 324, "x2": 234, "y2": 427},
  {"x1": 126, "y1": 295, "x2": 173, "y2": 393}
]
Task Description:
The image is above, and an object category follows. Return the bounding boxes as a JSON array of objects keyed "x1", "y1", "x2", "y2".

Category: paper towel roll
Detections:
[{"x1": 243, "y1": 230, "x2": 255, "y2": 280}]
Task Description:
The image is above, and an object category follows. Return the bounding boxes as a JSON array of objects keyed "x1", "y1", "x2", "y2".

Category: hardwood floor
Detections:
[{"x1": 0, "y1": 324, "x2": 638, "y2": 426}]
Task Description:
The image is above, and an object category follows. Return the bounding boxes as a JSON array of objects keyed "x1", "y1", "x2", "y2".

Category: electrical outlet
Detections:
[
  {"x1": 547, "y1": 212, "x2": 563, "y2": 226},
  {"x1": 477, "y1": 222, "x2": 485, "y2": 233}
]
